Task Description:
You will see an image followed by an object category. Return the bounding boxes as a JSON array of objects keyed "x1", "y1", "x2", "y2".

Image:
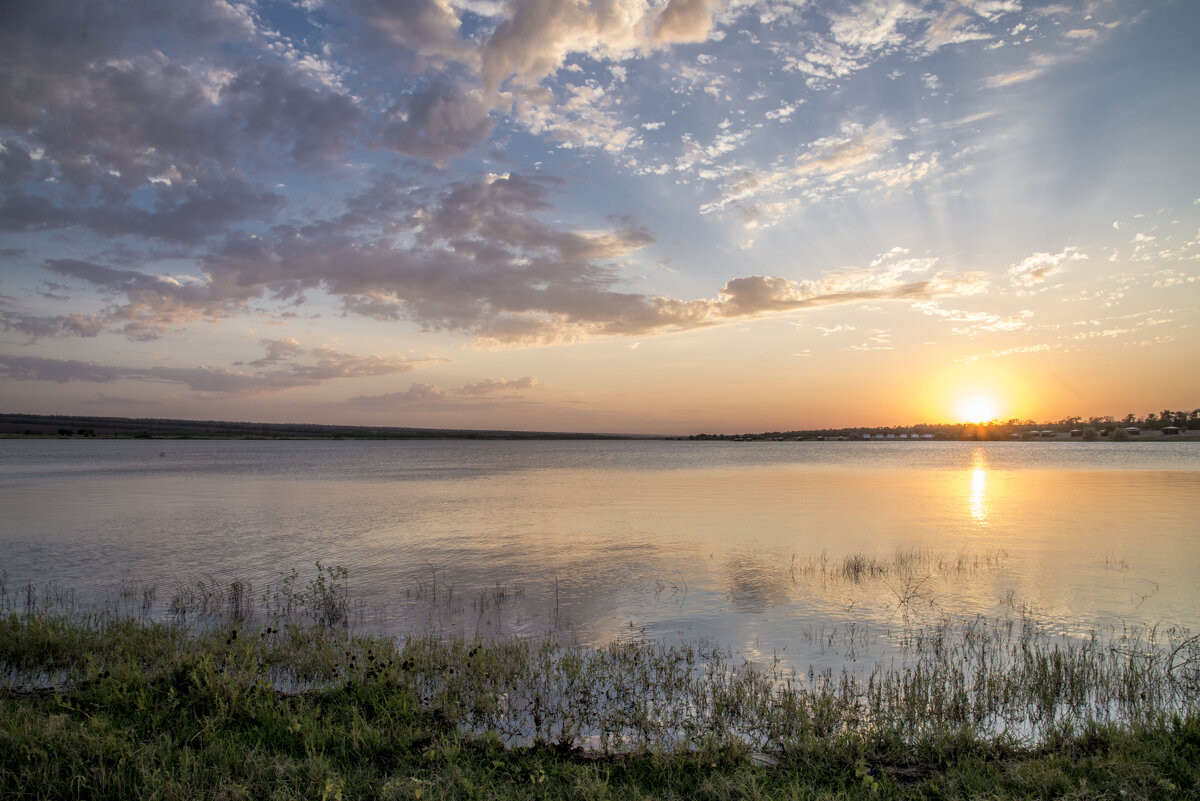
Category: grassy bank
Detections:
[{"x1": 2, "y1": 574, "x2": 1198, "y2": 799}]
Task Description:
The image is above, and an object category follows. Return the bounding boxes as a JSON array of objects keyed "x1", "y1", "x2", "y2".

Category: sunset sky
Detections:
[{"x1": 1, "y1": 0, "x2": 1197, "y2": 434}]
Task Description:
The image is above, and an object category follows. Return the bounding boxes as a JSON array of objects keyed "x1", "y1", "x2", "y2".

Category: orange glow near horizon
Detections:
[{"x1": 914, "y1": 364, "x2": 1040, "y2": 426}]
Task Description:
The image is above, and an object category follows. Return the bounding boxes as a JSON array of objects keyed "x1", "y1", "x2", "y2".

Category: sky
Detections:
[{"x1": 1, "y1": 0, "x2": 1197, "y2": 434}]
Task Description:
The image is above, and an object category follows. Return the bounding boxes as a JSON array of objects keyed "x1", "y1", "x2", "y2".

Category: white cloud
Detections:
[{"x1": 1007, "y1": 246, "x2": 1087, "y2": 288}]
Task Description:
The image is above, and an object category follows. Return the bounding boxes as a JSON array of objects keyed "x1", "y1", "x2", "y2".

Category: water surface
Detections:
[{"x1": 2, "y1": 439, "x2": 1197, "y2": 671}]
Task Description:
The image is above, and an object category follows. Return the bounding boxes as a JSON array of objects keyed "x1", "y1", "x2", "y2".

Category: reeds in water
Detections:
[{"x1": 2, "y1": 565, "x2": 1196, "y2": 754}]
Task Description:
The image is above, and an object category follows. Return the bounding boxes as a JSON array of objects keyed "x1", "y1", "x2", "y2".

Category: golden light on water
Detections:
[{"x1": 968, "y1": 448, "x2": 989, "y2": 525}]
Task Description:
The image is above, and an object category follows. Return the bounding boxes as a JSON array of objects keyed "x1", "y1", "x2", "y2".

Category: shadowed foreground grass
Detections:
[
  {"x1": 3, "y1": 561, "x2": 1199, "y2": 800},
  {"x1": 2, "y1": 613, "x2": 1198, "y2": 800}
]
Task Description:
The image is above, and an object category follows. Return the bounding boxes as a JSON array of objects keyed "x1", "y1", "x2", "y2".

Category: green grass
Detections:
[{"x1": 1, "y1": 570, "x2": 1198, "y2": 799}]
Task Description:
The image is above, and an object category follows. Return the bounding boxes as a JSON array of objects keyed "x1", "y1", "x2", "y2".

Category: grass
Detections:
[{"x1": 2, "y1": 568, "x2": 1198, "y2": 799}]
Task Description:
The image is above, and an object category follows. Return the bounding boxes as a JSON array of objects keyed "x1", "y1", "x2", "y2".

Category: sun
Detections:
[{"x1": 957, "y1": 394, "x2": 1001, "y2": 424}]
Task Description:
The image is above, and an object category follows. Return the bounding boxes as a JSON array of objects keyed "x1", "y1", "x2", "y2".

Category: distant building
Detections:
[
  {"x1": 1163, "y1": 426, "x2": 1182, "y2": 436},
  {"x1": 1125, "y1": 427, "x2": 1141, "y2": 436}
]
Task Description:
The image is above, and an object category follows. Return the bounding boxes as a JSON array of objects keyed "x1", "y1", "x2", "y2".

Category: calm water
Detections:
[{"x1": 2, "y1": 439, "x2": 1198, "y2": 670}]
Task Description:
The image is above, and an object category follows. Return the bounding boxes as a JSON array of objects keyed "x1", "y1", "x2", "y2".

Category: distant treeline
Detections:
[
  {"x1": 692, "y1": 407, "x2": 1200, "y2": 442},
  {"x1": 0, "y1": 413, "x2": 630, "y2": 440}
]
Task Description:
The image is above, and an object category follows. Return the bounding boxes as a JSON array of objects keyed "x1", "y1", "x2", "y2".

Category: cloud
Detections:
[
  {"x1": 847, "y1": 329, "x2": 892, "y2": 351},
  {"x1": 346, "y1": 375, "x2": 543, "y2": 407},
  {"x1": 0, "y1": 354, "x2": 312, "y2": 394},
  {"x1": 1, "y1": 175, "x2": 285, "y2": 244},
  {"x1": 384, "y1": 80, "x2": 496, "y2": 160},
  {"x1": 1008, "y1": 246, "x2": 1087, "y2": 288},
  {"x1": 514, "y1": 83, "x2": 644, "y2": 153},
  {"x1": 200, "y1": 172, "x2": 664, "y2": 342},
  {"x1": 912, "y1": 301, "x2": 1032, "y2": 334},
  {"x1": 26, "y1": 176, "x2": 989, "y2": 347},
  {"x1": 1, "y1": 14, "x2": 361, "y2": 192},
  {"x1": 220, "y1": 62, "x2": 365, "y2": 164},
  {"x1": 653, "y1": 0, "x2": 723, "y2": 45},
  {"x1": 479, "y1": 0, "x2": 727, "y2": 93},
  {"x1": 249, "y1": 337, "x2": 306, "y2": 365},
  {"x1": 816, "y1": 324, "x2": 857, "y2": 335},
  {"x1": 0, "y1": 311, "x2": 106, "y2": 340},
  {"x1": 700, "y1": 120, "x2": 935, "y2": 227},
  {"x1": 985, "y1": 53, "x2": 1059, "y2": 89},
  {"x1": 453, "y1": 375, "x2": 543, "y2": 395},
  {"x1": 40, "y1": 257, "x2": 257, "y2": 340},
  {"x1": 919, "y1": 7, "x2": 992, "y2": 51},
  {"x1": 345, "y1": 0, "x2": 479, "y2": 69},
  {"x1": 958, "y1": 0, "x2": 1021, "y2": 22},
  {"x1": 784, "y1": 0, "x2": 1001, "y2": 87},
  {"x1": 828, "y1": 1, "x2": 924, "y2": 54},
  {"x1": 715, "y1": 256, "x2": 980, "y2": 319},
  {"x1": 0, "y1": 344, "x2": 434, "y2": 395}
]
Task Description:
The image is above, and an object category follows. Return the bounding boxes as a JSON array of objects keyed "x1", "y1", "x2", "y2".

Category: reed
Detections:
[{"x1": 2, "y1": 566, "x2": 1197, "y2": 799}]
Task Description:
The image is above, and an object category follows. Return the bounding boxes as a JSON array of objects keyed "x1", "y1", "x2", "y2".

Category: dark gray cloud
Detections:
[
  {"x1": 87, "y1": 174, "x2": 285, "y2": 244},
  {"x1": 3, "y1": 52, "x2": 239, "y2": 189},
  {"x1": 717, "y1": 274, "x2": 941, "y2": 317},
  {"x1": 0, "y1": 0, "x2": 255, "y2": 136},
  {"x1": 200, "y1": 172, "x2": 666, "y2": 341},
  {"x1": 0, "y1": 311, "x2": 106, "y2": 340},
  {"x1": 221, "y1": 62, "x2": 365, "y2": 165},
  {"x1": 454, "y1": 376, "x2": 541, "y2": 396},
  {"x1": 0, "y1": 343, "x2": 432, "y2": 395},
  {"x1": 21, "y1": 172, "x2": 983, "y2": 346},
  {"x1": 383, "y1": 81, "x2": 495, "y2": 161},
  {"x1": 346, "y1": 375, "x2": 543, "y2": 408},
  {"x1": 38, "y1": 257, "x2": 259, "y2": 340},
  {"x1": 1, "y1": 175, "x2": 285, "y2": 243},
  {"x1": 343, "y1": 0, "x2": 477, "y2": 69},
  {"x1": 0, "y1": 0, "x2": 359, "y2": 252},
  {"x1": 0, "y1": 191, "x2": 74, "y2": 233}
]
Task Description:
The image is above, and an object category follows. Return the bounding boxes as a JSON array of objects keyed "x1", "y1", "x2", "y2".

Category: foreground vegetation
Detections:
[{"x1": 2, "y1": 570, "x2": 1198, "y2": 799}]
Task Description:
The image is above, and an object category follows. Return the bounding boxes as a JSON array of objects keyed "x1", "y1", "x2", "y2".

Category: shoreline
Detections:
[{"x1": 3, "y1": 603, "x2": 1197, "y2": 799}]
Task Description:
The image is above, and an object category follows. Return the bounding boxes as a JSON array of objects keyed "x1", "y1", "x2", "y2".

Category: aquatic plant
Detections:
[{"x1": 3, "y1": 571, "x2": 1197, "y2": 754}]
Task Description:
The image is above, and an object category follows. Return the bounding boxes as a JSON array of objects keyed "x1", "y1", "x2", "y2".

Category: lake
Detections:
[{"x1": 2, "y1": 438, "x2": 1198, "y2": 673}]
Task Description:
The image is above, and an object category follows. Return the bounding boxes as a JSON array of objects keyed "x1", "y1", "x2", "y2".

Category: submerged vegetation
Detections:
[{"x1": 2, "y1": 567, "x2": 1198, "y2": 799}]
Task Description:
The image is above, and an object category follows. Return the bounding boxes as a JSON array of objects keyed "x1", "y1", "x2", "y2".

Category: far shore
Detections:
[{"x1": 2, "y1": 412, "x2": 1198, "y2": 442}]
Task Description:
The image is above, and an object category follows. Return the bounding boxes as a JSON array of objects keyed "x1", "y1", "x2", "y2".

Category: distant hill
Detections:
[{"x1": 0, "y1": 413, "x2": 637, "y2": 440}]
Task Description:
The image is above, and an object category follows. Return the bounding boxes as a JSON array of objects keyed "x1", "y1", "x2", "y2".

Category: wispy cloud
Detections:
[
  {"x1": 346, "y1": 376, "x2": 543, "y2": 408},
  {"x1": 0, "y1": 342, "x2": 437, "y2": 395},
  {"x1": 1008, "y1": 246, "x2": 1087, "y2": 289}
]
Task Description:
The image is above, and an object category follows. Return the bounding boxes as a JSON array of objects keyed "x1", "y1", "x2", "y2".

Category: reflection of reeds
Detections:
[{"x1": 789, "y1": 547, "x2": 1009, "y2": 585}]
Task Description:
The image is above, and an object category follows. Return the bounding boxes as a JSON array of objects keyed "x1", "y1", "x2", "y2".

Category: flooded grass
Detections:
[{"x1": 2, "y1": 565, "x2": 1198, "y2": 798}]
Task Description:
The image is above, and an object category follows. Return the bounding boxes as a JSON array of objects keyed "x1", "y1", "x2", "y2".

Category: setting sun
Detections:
[{"x1": 957, "y1": 395, "x2": 1001, "y2": 424}]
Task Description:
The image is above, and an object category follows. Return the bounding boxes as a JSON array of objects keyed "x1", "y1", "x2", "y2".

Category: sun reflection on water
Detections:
[{"x1": 968, "y1": 448, "x2": 989, "y2": 525}]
